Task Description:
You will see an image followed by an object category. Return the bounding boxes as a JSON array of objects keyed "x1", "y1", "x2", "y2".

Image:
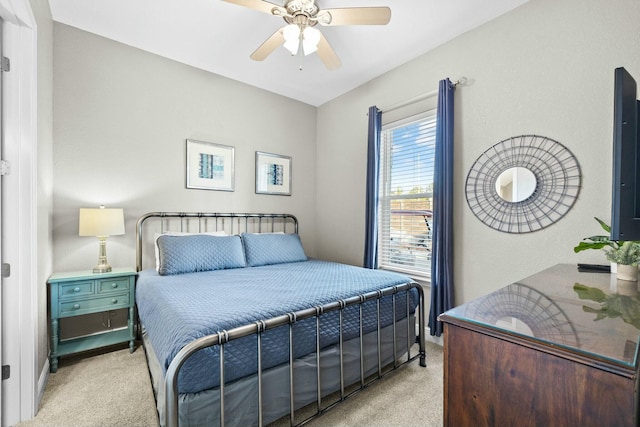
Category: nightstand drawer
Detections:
[
  {"x1": 97, "y1": 277, "x2": 131, "y2": 294},
  {"x1": 59, "y1": 281, "x2": 94, "y2": 299},
  {"x1": 59, "y1": 293, "x2": 130, "y2": 315}
]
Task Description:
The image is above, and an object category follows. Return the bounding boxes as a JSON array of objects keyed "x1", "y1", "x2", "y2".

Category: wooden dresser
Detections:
[{"x1": 439, "y1": 264, "x2": 640, "y2": 427}]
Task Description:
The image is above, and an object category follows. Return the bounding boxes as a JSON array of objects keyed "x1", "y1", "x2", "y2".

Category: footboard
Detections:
[{"x1": 165, "y1": 282, "x2": 426, "y2": 427}]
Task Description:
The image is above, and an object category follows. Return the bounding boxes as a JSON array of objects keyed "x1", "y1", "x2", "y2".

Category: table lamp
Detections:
[{"x1": 79, "y1": 206, "x2": 125, "y2": 273}]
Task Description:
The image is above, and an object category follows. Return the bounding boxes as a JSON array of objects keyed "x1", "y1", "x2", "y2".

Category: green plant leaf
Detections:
[
  {"x1": 585, "y1": 235, "x2": 612, "y2": 242},
  {"x1": 595, "y1": 217, "x2": 611, "y2": 233},
  {"x1": 574, "y1": 241, "x2": 609, "y2": 253}
]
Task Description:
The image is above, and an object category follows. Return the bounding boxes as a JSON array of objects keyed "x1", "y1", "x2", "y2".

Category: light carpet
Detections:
[
  {"x1": 17, "y1": 341, "x2": 443, "y2": 427},
  {"x1": 17, "y1": 344, "x2": 159, "y2": 427}
]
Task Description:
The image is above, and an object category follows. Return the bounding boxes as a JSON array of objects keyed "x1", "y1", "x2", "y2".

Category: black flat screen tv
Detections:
[{"x1": 611, "y1": 67, "x2": 640, "y2": 241}]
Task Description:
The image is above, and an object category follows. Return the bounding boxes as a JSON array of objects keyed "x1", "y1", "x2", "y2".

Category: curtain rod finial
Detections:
[{"x1": 454, "y1": 76, "x2": 467, "y2": 86}]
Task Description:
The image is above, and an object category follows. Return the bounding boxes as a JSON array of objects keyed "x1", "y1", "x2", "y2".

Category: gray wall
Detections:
[
  {"x1": 316, "y1": 0, "x2": 640, "y2": 304},
  {"x1": 31, "y1": 0, "x2": 54, "y2": 383},
  {"x1": 52, "y1": 24, "x2": 318, "y2": 272}
]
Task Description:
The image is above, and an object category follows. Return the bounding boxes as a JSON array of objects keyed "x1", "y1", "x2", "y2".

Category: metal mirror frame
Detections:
[{"x1": 465, "y1": 135, "x2": 581, "y2": 233}]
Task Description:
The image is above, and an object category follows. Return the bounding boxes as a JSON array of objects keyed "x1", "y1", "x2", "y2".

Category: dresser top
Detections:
[
  {"x1": 440, "y1": 264, "x2": 640, "y2": 368},
  {"x1": 49, "y1": 267, "x2": 136, "y2": 283}
]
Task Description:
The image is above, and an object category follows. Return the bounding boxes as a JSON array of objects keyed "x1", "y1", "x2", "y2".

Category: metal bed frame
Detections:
[{"x1": 136, "y1": 212, "x2": 427, "y2": 427}]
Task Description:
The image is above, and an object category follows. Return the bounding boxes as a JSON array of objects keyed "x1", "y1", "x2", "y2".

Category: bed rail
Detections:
[
  {"x1": 136, "y1": 212, "x2": 298, "y2": 271},
  {"x1": 164, "y1": 282, "x2": 426, "y2": 427}
]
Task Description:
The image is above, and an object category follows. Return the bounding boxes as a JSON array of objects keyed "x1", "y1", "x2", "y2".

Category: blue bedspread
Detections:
[{"x1": 136, "y1": 259, "x2": 418, "y2": 393}]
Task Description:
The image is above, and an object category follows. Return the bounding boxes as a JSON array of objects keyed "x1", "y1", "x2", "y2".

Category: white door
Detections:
[
  {"x1": 0, "y1": 17, "x2": 4, "y2": 421},
  {"x1": 0, "y1": 5, "x2": 38, "y2": 422}
]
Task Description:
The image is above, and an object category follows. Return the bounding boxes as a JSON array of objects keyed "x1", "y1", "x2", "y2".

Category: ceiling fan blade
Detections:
[
  {"x1": 319, "y1": 7, "x2": 391, "y2": 26},
  {"x1": 317, "y1": 33, "x2": 341, "y2": 70},
  {"x1": 250, "y1": 28, "x2": 285, "y2": 61},
  {"x1": 221, "y1": 0, "x2": 280, "y2": 15}
]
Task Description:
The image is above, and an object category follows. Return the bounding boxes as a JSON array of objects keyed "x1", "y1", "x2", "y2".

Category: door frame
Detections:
[{"x1": 0, "y1": 0, "x2": 38, "y2": 425}]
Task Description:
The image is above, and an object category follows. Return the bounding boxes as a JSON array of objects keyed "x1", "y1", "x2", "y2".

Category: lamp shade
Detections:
[
  {"x1": 79, "y1": 208, "x2": 125, "y2": 237},
  {"x1": 283, "y1": 23, "x2": 301, "y2": 55},
  {"x1": 302, "y1": 27, "x2": 321, "y2": 56}
]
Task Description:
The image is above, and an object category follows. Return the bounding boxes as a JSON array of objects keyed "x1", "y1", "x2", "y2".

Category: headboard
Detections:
[{"x1": 136, "y1": 212, "x2": 299, "y2": 272}]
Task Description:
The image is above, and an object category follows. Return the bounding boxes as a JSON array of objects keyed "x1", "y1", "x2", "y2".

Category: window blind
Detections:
[{"x1": 378, "y1": 111, "x2": 436, "y2": 278}]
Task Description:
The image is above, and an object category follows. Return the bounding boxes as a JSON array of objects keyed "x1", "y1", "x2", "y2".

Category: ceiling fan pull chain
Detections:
[{"x1": 299, "y1": 46, "x2": 304, "y2": 71}]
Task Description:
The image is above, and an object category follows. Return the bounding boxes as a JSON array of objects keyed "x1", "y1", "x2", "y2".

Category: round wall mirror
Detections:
[
  {"x1": 466, "y1": 135, "x2": 581, "y2": 233},
  {"x1": 495, "y1": 167, "x2": 537, "y2": 202}
]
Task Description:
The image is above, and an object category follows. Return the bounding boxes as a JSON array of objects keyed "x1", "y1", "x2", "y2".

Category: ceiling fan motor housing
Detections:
[
  {"x1": 285, "y1": 0, "x2": 319, "y2": 17},
  {"x1": 281, "y1": 0, "x2": 327, "y2": 27}
]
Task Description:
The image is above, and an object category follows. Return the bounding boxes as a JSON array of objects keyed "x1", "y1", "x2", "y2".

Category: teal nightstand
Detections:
[{"x1": 48, "y1": 267, "x2": 137, "y2": 373}]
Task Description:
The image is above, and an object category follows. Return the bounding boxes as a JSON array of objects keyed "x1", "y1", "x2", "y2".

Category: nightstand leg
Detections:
[
  {"x1": 129, "y1": 306, "x2": 135, "y2": 353},
  {"x1": 50, "y1": 317, "x2": 59, "y2": 373}
]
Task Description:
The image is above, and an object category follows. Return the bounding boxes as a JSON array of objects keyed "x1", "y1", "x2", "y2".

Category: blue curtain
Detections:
[
  {"x1": 364, "y1": 106, "x2": 382, "y2": 269},
  {"x1": 428, "y1": 79, "x2": 455, "y2": 337}
]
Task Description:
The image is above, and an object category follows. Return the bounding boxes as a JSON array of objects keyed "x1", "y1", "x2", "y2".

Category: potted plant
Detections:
[{"x1": 574, "y1": 217, "x2": 640, "y2": 281}]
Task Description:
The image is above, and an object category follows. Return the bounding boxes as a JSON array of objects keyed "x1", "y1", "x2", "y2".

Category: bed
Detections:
[{"x1": 135, "y1": 212, "x2": 426, "y2": 427}]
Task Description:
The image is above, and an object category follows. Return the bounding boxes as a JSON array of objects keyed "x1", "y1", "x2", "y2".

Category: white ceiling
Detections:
[{"x1": 49, "y1": 0, "x2": 529, "y2": 106}]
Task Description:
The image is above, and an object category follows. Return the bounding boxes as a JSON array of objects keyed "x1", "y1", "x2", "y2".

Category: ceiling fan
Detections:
[{"x1": 221, "y1": 0, "x2": 391, "y2": 70}]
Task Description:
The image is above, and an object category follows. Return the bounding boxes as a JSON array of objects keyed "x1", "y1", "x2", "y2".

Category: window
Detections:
[{"x1": 378, "y1": 110, "x2": 436, "y2": 279}]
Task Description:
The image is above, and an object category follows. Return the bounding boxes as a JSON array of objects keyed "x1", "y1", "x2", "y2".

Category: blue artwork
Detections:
[
  {"x1": 268, "y1": 163, "x2": 284, "y2": 186},
  {"x1": 199, "y1": 153, "x2": 224, "y2": 180}
]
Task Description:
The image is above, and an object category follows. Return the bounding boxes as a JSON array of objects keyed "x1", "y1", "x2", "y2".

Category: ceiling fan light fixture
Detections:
[
  {"x1": 302, "y1": 26, "x2": 321, "y2": 55},
  {"x1": 282, "y1": 23, "x2": 301, "y2": 55}
]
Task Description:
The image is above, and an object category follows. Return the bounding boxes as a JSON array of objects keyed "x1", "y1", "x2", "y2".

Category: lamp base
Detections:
[
  {"x1": 92, "y1": 236, "x2": 113, "y2": 273},
  {"x1": 92, "y1": 264, "x2": 112, "y2": 274}
]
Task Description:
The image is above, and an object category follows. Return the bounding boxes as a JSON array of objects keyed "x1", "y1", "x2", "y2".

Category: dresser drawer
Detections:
[
  {"x1": 97, "y1": 277, "x2": 131, "y2": 294},
  {"x1": 59, "y1": 293, "x2": 130, "y2": 316},
  {"x1": 59, "y1": 280, "x2": 94, "y2": 299}
]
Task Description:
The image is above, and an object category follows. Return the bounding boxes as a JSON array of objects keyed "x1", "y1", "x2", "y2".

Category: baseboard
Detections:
[
  {"x1": 35, "y1": 357, "x2": 50, "y2": 416},
  {"x1": 425, "y1": 326, "x2": 443, "y2": 346}
]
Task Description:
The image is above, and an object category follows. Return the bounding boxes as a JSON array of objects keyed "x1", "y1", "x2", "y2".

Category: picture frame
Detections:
[
  {"x1": 255, "y1": 151, "x2": 292, "y2": 196},
  {"x1": 186, "y1": 139, "x2": 235, "y2": 192}
]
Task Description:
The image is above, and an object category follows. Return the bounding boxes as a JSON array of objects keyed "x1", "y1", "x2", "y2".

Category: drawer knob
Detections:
[
  {"x1": 111, "y1": 283, "x2": 118, "y2": 288},
  {"x1": 73, "y1": 303, "x2": 80, "y2": 309},
  {"x1": 112, "y1": 298, "x2": 118, "y2": 304},
  {"x1": 73, "y1": 287, "x2": 80, "y2": 292}
]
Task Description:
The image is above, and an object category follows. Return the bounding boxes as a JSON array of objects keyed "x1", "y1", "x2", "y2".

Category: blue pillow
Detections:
[
  {"x1": 241, "y1": 233, "x2": 307, "y2": 267},
  {"x1": 157, "y1": 234, "x2": 246, "y2": 275}
]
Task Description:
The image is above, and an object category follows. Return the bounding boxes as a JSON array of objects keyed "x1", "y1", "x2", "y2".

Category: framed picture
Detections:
[
  {"x1": 186, "y1": 139, "x2": 235, "y2": 192},
  {"x1": 255, "y1": 151, "x2": 291, "y2": 196}
]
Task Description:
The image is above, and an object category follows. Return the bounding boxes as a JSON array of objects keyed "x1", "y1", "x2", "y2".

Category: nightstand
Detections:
[{"x1": 48, "y1": 267, "x2": 136, "y2": 372}]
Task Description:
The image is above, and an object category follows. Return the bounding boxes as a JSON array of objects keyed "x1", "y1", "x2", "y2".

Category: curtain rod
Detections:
[{"x1": 378, "y1": 76, "x2": 467, "y2": 114}]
